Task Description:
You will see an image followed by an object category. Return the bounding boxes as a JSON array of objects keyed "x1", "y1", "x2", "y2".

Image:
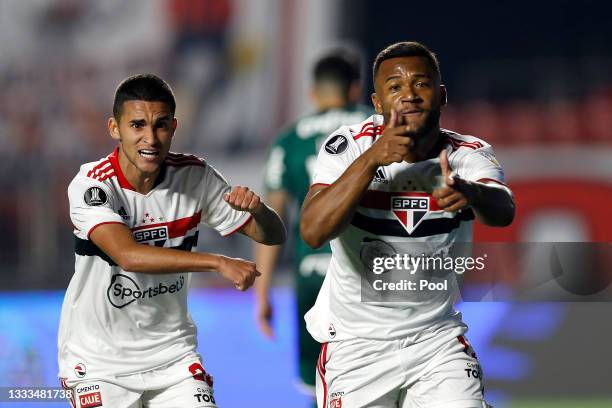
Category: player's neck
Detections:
[
  {"x1": 405, "y1": 128, "x2": 442, "y2": 163},
  {"x1": 118, "y1": 150, "x2": 160, "y2": 194},
  {"x1": 129, "y1": 172, "x2": 158, "y2": 195}
]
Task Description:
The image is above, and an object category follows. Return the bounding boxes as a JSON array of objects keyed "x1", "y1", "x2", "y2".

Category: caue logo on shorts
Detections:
[{"x1": 107, "y1": 274, "x2": 185, "y2": 308}]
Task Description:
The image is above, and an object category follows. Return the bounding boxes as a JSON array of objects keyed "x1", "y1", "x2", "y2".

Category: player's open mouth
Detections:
[{"x1": 138, "y1": 149, "x2": 160, "y2": 158}]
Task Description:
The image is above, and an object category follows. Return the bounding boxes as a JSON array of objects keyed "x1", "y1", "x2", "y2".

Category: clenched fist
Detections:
[
  {"x1": 223, "y1": 186, "x2": 263, "y2": 213},
  {"x1": 217, "y1": 255, "x2": 261, "y2": 291}
]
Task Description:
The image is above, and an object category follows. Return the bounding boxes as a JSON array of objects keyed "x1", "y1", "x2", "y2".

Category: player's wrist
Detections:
[
  {"x1": 256, "y1": 294, "x2": 271, "y2": 306},
  {"x1": 210, "y1": 254, "x2": 226, "y2": 272},
  {"x1": 360, "y1": 150, "x2": 382, "y2": 173},
  {"x1": 249, "y1": 201, "x2": 266, "y2": 215},
  {"x1": 456, "y1": 179, "x2": 478, "y2": 205}
]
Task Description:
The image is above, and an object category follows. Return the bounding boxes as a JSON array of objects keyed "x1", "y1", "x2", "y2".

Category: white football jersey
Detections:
[
  {"x1": 305, "y1": 114, "x2": 505, "y2": 343},
  {"x1": 58, "y1": 147, "x2": 251, "y2": 387}
]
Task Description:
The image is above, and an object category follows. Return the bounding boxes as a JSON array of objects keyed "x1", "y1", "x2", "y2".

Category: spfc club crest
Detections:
[
  {"x1": 391, "y1": 194, "x2": 430, "y2": 234},
  {"x1": 329, "y1": 397, "x2": 342, "y2": 408},
  {"x1": 74, "y1": 362, "x2": 87, "y2": 378}
]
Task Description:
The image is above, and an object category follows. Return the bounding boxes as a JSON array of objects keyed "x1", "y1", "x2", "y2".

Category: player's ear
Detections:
[
  {"x1": 439, "y1": 84, "x2": 448, "y2": 107},
  {"x1": 171, "y1": 117, "x2": 178, "y2": 134},
  {"x1": 371, "y1": 92, "x2": 383, "y2": 114},
  {"x1": 108, "y1": 117, "x2": 121, "y2": 141},
  {"x1": 309, "y1": 86, "x2": 318, "y2": 106},
  {"x1": 348, "y1": 83, "x2": 362, "y2": 104}
]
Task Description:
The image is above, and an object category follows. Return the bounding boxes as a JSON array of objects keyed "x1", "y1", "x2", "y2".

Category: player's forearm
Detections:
[
  {"x1": 253, "y1": 190, "x2": 287, "y2": 301},
  {"x1": 467, "y1": 182, "x2": 515, "y2": 227},
  {"x1": 254, "y1": 243, "x2": 283, "y2": 302},
  {"x1": 249, "y1": 204, "x2": 287, "y2": 245},
  {"x1": 301, "y1": 154, "x2": 378, "y2": 248},
  {"x1": 117, "y1": 243, "x2": 222, "y2": 274}
]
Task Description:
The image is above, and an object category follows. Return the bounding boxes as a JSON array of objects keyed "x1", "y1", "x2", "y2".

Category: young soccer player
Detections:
[{"x1": 58, "y1": 74, "x2": 285, "y2": 408}]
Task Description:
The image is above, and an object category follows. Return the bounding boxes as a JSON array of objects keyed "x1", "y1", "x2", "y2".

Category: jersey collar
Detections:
[{"x1": 108, "y1": 147, "x2": 136, "y2": 191}]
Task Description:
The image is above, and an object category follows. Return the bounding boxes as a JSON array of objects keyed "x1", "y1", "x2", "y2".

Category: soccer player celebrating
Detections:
[
  {"x1": 58, "y1": 74, "x2": 285, "y2": 408},
  {"x1": 254, "y1": 48, "x2": 372, "y2": 397},
  {"x1": 301, "y1": 42, "x2": 515, "y2": 407}
]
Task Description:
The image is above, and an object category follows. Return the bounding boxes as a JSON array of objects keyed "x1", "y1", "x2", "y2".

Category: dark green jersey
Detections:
[
  {"x1": 264, "y1": 104, "x2": 373, "y2": 388},
  {"x1": 264, "y1": 104, "x2": 373, "y2": 273}
]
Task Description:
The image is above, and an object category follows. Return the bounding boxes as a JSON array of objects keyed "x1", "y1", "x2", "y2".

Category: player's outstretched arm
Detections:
[
  {"x1": 301, "y1": 110, "x2": 414, "y2": 248},
  {"x1": 224, "y1": 186, "x2": 287, "y2": 245},
  {"x1": 432, "y1": 149, "x2": 515, "y2": 227},
  {"x1": 90, "y1": 223, "x2": 260, "y2": 291},
  {"x1": 253, "y1": 190, "x2": 289, "y2": 339}
]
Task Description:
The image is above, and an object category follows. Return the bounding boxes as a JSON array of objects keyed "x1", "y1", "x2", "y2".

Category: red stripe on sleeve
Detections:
[
  {"x1": 310, "y1": 183, "x2": 330, "y2": 189},
  {"x1": 87, "y1": 221, "x2": 126, "y2": 239},
  {"x1": 86, "y1": 160, "x2": 111, "y2": 178},
  {"x1": 222, "y1": 213, "x2": 253, "y2": 237}
]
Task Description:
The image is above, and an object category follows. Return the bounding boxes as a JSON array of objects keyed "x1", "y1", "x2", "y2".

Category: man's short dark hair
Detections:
[
  {"x1": 372, "y1": 41, "x2": 440, "y2": 80},
  {"x1": 313, "y1": 48, "x2": 362, "y2": 96},
  {"x1": 113, "y1": 74, "x2": 176, "y2": 120}
]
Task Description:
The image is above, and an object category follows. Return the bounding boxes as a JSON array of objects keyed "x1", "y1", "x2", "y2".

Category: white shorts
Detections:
[
  {"x1": 61, "y1": 355, "x2": 216, "y2": 408},
  {"x1": 316, "y1": 331, "x2": 487, "y2": 408}
]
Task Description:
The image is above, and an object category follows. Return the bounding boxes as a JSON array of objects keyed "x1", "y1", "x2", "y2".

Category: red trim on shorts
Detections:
[
  {"x1": 317, "y1": 343, "x2": 328, "y2": 407},
  {"x1": 59, "y1": 377, "x2": 76, "y2": 408},
  {"x1": 458, "y1": 335, "x2": 477, "y2": 358},
  {"x1": 222, "y1": 213, "x2": 253, "y2": 237},
  {"x1": 87, "y1": 221, "x2": 125, "y2": 239}
]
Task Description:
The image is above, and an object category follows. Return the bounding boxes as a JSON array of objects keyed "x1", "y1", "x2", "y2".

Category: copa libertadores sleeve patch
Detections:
[
  {"x1": 324, "y1": 135, "x2": 348, "y2": 155},
  {"x1": 84, "y1": 186, "x2": 108, "y2": 206}
]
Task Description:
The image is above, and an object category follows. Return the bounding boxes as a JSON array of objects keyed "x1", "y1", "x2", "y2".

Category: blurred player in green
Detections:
[{"x1": 254, "y1": 48, "x2": 373, "y2": 398}]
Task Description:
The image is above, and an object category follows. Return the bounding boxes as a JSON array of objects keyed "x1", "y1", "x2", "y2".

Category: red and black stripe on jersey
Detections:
[
  {"x1": 351, "y1": 210, "x2": 474, "y2": 238},
  {"x1": 77, "y1": 211, "x2": 203, "y2": 265},
  {"x1": 351, "y1": 190, "x2": 475, "y2": 238},
  {"x1": 75, "y1": 231, "x2": 200, "y2": 266}
]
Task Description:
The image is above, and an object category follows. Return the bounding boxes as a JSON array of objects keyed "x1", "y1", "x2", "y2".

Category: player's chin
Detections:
[
  {"x1": 410, "y1": 114, "x2": 439, "y2": 138},
  {"x1": 403, "y1": 124, "x2": 427, "y2": 138},
  {"x1": 137, "y1": 158, "x2": 163, "y2": 174}
]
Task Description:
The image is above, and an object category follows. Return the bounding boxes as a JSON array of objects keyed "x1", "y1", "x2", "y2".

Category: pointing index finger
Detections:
[
  {"x1": 389, "y1": 108, "x2": 398, "y2": 128},
  {"x1": 439, "y1": 149, "x2": 454, "y2": 186}
]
